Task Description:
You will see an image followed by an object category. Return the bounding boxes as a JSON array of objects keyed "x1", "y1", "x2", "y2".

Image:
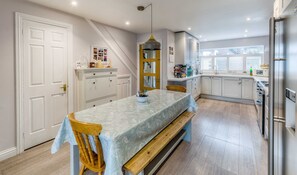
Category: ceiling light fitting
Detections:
[
  {"x1": 246, "y1": 17, "x2": 251, "y2": 21},
  {"x1": 137, "y1": 4, "x2": 160, "y2": 51},
  {"x1": 71, "y1": 1, "x2": 77, "y2": 6}
]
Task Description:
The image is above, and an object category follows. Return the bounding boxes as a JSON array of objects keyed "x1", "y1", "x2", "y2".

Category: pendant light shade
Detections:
[
  {"x1": 138, "y1": 4, "x2": 161, "y2": 51},
  {"x1": 143, "y1": 34, "x2": 161, "y2": 50}
]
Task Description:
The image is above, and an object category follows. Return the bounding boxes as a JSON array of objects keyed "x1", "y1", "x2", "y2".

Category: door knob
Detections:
[{"x1": 60, "y1": 84, "x2": 67, "y2": 93}]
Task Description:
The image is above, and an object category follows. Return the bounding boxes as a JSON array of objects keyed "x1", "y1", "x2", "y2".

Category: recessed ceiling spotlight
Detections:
[
  {"x1": 245, "y1": 29, "x2": 248, "y2": 33},
  {"x1": 244, "y1": 34, "x2": 248, "y2": 37},
  {"x1": 71, "y1": 1, "x2": 77, "y2": 6},
  {"x1": 246, "y1": 17, "x2": 251, "y2": 21},
  {"x1": 199, "y1": 35, "x2": 202, "y2": 38},
  {"x1": 204, "y1": 39, "x2": 208, "y2": 41},
  {"x1": 125, "y1": 21, "x2": 130, "y2": 25},
  {"x1": 188, "y1": 27, "x2": 192, "y2": 31}
]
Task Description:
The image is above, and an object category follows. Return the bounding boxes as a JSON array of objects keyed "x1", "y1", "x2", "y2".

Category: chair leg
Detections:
[{"x1": 79, "y1": 165, "x2": 86, "y2": 175}]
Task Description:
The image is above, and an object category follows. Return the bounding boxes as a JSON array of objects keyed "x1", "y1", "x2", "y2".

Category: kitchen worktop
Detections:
[
  {"x1": 168, "y1": 73, "x2": 268, "y2": 82},
  {"x1": 167, "y1": 74, "x2": 201, "y2": 82}
]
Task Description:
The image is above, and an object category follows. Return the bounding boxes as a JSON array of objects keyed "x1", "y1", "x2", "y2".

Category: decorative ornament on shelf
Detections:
[{"x1": 137, "y1": 4, "x2": 161, "y2": 51}]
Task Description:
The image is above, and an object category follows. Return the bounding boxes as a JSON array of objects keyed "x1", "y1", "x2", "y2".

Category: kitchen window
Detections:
[
  {"x1": 201, "y1": 57, "x2": 212, "y2": 71},
  {"x1": 246, "y1": 56, "x2": 261, "y2": 71},
  {"x1": 200, "y1": 46, "x2": 264, "y2": 73},
  {"x1": 214, "y1": 57, "x2": 227, "y2": 72},
  {"x1": 229, "y1": 57, "x2": 243, "y2": 71}
]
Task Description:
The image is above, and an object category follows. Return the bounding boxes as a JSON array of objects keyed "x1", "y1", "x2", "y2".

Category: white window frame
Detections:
[{"x1": 200, "y1": 54, "x2": 263, "y2": 74}]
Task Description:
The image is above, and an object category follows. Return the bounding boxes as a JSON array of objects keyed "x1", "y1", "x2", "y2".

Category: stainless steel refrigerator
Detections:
[{"x1": 269, "y1": 5, "x2": 297, "y2": 175}]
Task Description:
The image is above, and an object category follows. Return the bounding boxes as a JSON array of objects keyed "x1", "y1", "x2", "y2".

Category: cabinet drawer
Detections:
[
  {"x1": 85, "y1": 71, "x2": 116, "y2": 78},
  {"x1": 85, "y1": 76, "x2": 117, "y2": 101},
  {"x1": 85, "y1": 96, "x2": 117, "y2": 108}
]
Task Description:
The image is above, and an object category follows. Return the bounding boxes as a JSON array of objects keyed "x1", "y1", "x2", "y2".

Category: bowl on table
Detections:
[{"x1": 136, "y1": 91, "x2": 148, "y2": 103}]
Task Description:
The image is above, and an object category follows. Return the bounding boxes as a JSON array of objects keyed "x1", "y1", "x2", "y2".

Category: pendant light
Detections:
[{"x1": 138, "y1": 4, "x2": 161, "y2": 50}]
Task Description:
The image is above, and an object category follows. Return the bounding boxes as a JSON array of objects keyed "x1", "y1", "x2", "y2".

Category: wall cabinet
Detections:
[
  {"x1": 175, "y1": 32, "x2": 200, "y2": 73},
  {"x1": 76, "y1": 68, "x2": 117, "y2": 110},
  {"x1": 222, "y1": 78, "x2": 242, "y2": 98},
  {"x1": 274, "y1": 0, "x2": 294, "y2": 17},
  {"x1": 202, "y1": 77, "x2": 212, "y2": 95},
  {"x1": 242, "y1": 79, "x2": 254, "y2": 100},
  {"x1": 211, "y1": 77, "x2": 222, "y2": 96}
]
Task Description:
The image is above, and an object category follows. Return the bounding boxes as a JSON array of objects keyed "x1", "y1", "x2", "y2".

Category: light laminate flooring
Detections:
[{"x1": 0, "y1": 99, "x2": 268, "y2": 175}]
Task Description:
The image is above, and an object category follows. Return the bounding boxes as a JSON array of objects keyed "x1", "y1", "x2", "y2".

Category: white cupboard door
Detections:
[
  {"x1": 211, "y1": 77, "x2": 222, "y2": 96},
  {"x1": 186, "y1": 80, "x2": 193, "y2": 94},
  {"x1": 242, "y1": 79, "x2": 254, "y2": 99},
  {"x1": 117, "y1": 78, "x2": 131, "y2": 100},
  {"x1": 197, "y1": 77, "x2": 201, "y2": 96},
  {"x1": 202, "y1": 77, "x2": 212, "y2": 95},
  {"x1": 253, "y1": 80, "x2": 258, "y2": 101},
  {"x1": 222, "y1": 78, "x2": 242, "y2": 98},
  {"x1": 23, "y1": 20, "x2": 68, "y2": 149}
]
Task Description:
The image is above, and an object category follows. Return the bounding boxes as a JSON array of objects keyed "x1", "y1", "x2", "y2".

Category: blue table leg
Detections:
[
  {"x1": 183, "y1": 120, "x2": 192, "y2": 143},
  {"x1": 70, "y1": 144, "x2": 80, "y2": 175}
]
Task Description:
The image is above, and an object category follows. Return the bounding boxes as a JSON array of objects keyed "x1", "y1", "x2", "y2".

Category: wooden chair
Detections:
[
  {"x1": 68, "y1": 113, "x2": 105, "y2": 175},
  {"x1": 166, "y1": 85, "x2": 187, "y2": 93}
]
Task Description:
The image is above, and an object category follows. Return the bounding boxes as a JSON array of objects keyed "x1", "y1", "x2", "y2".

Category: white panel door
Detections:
[{"x1": 23, "y1": 20, "x2": 68, "y2": 149}]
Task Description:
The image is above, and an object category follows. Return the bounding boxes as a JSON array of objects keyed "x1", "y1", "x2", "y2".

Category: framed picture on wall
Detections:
[
  {"x1": 169, "y1": 46, "x2": 174, "y2": 63},
  {"x1": 91, "y1": 46, "x2": 108, "y2": 62}
]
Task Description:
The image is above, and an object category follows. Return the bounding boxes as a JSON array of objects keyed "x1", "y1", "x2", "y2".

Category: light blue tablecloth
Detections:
[{"x1": 51, "y1": 90, "x2": 197, "y2": 175}]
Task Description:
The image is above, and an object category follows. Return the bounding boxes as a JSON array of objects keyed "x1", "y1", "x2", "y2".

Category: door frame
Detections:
[
  {"x1": 15, "y1": 12, "x2": 73, "y2": 153},
  {"x1": 136, "y1": 41, "x2": 163, "y2": 91}
]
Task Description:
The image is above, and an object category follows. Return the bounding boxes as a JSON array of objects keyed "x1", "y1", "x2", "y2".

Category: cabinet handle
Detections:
[
  {"x1": 93, "y1": 82, "x2": 96, "y2": 84},
  {"x1": 93, "y1": 105, "x2": 96, "y2": 107},
  {"x1": 93, "y1": 73, "x2": 96, "y2": 76},
  {"x1": 110, "y1": 100, "x2": 113, "y2": 102},
  {"x1": 110, "y1": 72, "x2": 112, "y2": 74},
  {"x1": 110, "y1": 79, "x2": 112, "y2": 82}
]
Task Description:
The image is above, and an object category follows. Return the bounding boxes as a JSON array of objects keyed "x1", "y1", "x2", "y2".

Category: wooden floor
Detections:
[
  {"x1": 157, "y1": 99, "x2": 268, "y2": 175},
  {"x1": 0, "y1": 99, "x2": 268, "y2": 175}
]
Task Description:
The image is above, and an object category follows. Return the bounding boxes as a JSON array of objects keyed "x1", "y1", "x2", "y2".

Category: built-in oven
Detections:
[{"x1": 256, "y1": 82, "x2": 265, "y2": 136}]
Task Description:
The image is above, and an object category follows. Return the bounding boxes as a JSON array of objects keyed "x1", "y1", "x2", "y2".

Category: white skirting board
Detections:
[{"x1": 0, "y1": 147, "x2": 17, "y2": 161}]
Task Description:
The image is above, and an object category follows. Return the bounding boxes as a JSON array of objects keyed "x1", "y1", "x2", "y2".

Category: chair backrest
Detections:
[
  {"x1": 68, "y1": 113, "x2": 105, "y2": 171},
  {"x1": 166, "y1": 85, "x2": 187, "y2": 93}
]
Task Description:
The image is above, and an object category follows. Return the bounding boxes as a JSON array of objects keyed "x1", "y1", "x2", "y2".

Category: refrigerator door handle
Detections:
[
  {"x1": 274, "y1": 58, "x2": 286, "y2": 61},
  {"x1": 268, "y1": 17, "x2": 276, "y2": 175},
  {"x1": 274, "y1": 116, "x2": 286, "y2": 123}
]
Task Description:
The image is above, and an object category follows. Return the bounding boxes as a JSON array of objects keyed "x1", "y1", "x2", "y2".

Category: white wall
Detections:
[
  {"x1": 0, "y1": 0, "x2": 137, "y2": 154},
  {"x1": 200, "y1": 36, "x2": 270, "y2": 64}
]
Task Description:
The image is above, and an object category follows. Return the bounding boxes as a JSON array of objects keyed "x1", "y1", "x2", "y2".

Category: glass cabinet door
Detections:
[{"x1": 139, "y1": 45, "x2": 160, "y2": 91}]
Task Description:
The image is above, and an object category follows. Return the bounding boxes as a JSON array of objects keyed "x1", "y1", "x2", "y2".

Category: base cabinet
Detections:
[
  {"x1": 242, "y1": 79, "x2": 254, "y2": 100},
  {"x1": 211, "y1": 77, "x2": 222, "y2": 96},
  {"x1": 222, "y1": 78, "x2": 242, "y2": 98},
  {"x1": 76, "y1": 68, "x2": 117, "y2": 110},
  {"x1": 202, "y1": 77, "x2": 212, "y2": 95},
  {"x1": 197, "y1": 77, "x2": 201, "y2": 96}
]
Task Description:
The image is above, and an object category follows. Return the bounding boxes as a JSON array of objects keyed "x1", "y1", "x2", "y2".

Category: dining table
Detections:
[{"x1": 51, "y1": 89, "x2": 197, "y2": 175}]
